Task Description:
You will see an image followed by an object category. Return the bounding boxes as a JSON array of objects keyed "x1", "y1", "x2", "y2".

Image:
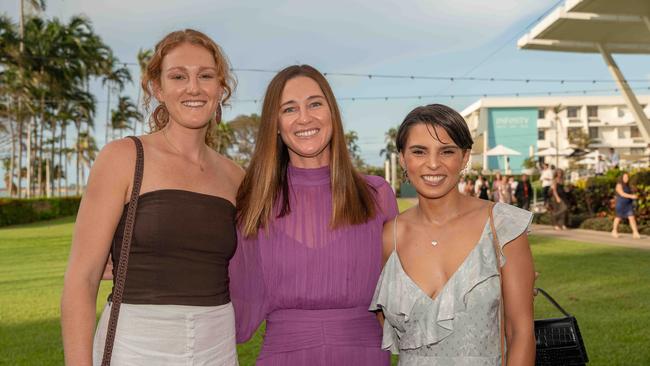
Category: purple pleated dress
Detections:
[{"x1": 229, "y1": 165, "x2": 398, "y2": 365}]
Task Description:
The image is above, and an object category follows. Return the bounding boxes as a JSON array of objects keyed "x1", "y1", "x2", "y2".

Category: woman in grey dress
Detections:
[{"x1": 371, "y1": 104, "x2": 535, "y2": 365}]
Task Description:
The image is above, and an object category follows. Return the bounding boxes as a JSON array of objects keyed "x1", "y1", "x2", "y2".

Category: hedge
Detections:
[{"x1": 0, "y1": 197, "x2": 81, "y2": 227}]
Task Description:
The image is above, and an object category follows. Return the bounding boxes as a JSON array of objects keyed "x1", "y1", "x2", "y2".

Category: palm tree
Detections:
[
  {"x1": 101, "y1": 55, "x2": 132, "y2": 144},
  {"x1": 75, "y1": 131, "x2": 97, "y2": 194},
  {"x1": 135, "y1": 48, "x2": 153, "y2": 135},
  {"x1": 111, "y1": 96, "x2": 142, "y2": 139},
  {"x1": 214, "y1": 122, "x2": 234, "y2": 156},
  {"x1": 379, "y1": 127, "x2": 398, "y2": 159}
]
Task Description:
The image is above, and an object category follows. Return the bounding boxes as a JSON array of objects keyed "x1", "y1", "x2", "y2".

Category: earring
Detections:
[
  {"x1": 215, "y1": 104, "x2": 222, "y2": 125},
  {"x1": 153, "y1": 103, "x2": 168, "y2": 128},
  {"x1": 402, "y1": 170, "x2": 410, "y2": 184}
]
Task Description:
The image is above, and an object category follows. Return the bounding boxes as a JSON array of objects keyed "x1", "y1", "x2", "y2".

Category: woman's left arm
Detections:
[{"x1": 502, "y1": 233, "x2": 536, "y2": 366}]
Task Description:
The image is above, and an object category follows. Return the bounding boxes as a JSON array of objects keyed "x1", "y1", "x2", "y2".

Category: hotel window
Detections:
[
  {"x1": 618, "y1": 128, "x2": 626, "y2": 139},
  {"x1": 587, "y1": 106, "x2": 598, "y2": 118},
  {"x1": 588, "y1": 127, "x2": 599, "y2": 139},
  {"x1": 567, "y1": 107, "x2": 579, "y2": 118},
  {"x1": 538, "y1": 109, "x2": 545, "y2": 119},
  {"x1": 538, "y1": 129, "x2": 545, "y2": 140},
  {"x1": 618, "y1": 107, "x2": 627, "y2": 118},
  {"x1": 631, "y1": 126, "x2": 641, "y2": 138}
]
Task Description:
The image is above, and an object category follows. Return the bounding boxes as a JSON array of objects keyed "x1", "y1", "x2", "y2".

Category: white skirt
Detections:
[{"x1": 93, "y1": 302, "x2": 238, "y2": 366}]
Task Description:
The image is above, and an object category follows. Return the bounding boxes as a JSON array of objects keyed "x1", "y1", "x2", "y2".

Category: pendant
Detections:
[{"x1": 431, "y1": 240, "x2": 438, "y2": 246}]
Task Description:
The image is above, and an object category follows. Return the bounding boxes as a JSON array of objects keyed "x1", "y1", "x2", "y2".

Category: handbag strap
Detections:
[
  {"x1": 488, "y1": 203, "x2": 506, "y2": 366},
  {"x1": 101, "y1": 136, "x2": 144, "y2": 366},
  {"x1": 535, "y1": 287, "x2": 572, "y2": 318}
]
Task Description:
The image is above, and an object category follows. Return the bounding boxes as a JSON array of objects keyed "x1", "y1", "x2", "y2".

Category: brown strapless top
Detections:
[{"x1": 110, "y1": 189, "x2": 236, "y2": 306}]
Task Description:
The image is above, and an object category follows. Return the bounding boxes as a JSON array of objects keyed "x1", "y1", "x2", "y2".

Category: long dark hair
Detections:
[{"x1": 236, "y1": 65, "x2": 377, "y2": 237}]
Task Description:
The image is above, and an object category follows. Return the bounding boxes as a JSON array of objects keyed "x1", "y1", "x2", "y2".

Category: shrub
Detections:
[
  {"x1": 0, "y1": 197, "x2": 81, "y2": 227},
  {"x1": 580, "y1": 217, "x2": 614, "y2": 232}
]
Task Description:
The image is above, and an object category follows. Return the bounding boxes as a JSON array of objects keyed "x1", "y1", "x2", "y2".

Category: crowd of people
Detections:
[
  {"x1": 459, "y1": 161, "x2": 642, "y2": 237},
  {"x1": 457, "y1": 171, "x2": 533, "y2": 210}
]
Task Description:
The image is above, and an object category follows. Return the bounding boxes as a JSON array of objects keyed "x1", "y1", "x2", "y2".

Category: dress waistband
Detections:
[{"x1": 261, "y1": 307, "x2": 383, "y2": 355}]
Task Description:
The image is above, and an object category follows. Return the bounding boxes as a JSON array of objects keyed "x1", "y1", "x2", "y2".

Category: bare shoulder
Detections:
[
  {"x1": 93, "y1": 137, "x2": 139, "y2": 178},
  {"x1": 208, "y1": 150, "x2": 245, "y2": 185}
]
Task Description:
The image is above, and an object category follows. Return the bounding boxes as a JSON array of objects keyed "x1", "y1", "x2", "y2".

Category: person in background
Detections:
[
  {"x1": 595, "y1": 156, "x2": 606, "y2": 176},
  {"x1": 492, "y1": 172, "x2": 503, "y2": 202},
  {"x1": 477, "y1": 175, "x2": 490, "y2": 200},
  {"x1": 515, "y1": 174, "x2": 533, "y2": 211},
  {"x1": 549, "y1": 169, "x2": 569, "y2": 230},
  {"x1": 612, "y1": 172, "x2": 641, "y2": 239},
  {"x1": 499, "y1": 175, "x2": 512, "y2": 204},
  {"x1": 608, "y1": 147, "x2": 620, "y2": 170},
  {"x1": 540, "y1": 163, "x2": 553, "y2": 204},
  {"x1": 464, "y1": 178, "x2": 475, "y2": 197},
  {"x1": 509, "y1": 176, "x2": 518, "y2": 200},
  {"x1": 458, "y1": 176, "x2": 467, "y2": 195}
]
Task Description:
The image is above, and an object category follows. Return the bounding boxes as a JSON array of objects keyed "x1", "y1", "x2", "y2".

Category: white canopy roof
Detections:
[
  {"x1": 485, "y1": 144, "x2": 522, "y2": 156},
  {"x1": 537, "y1": 147, "x2": 574, "y2": 156},
  {"x1": 518, "y1": 0, "x2": 650, "y2": 54},
  {"x1": 517, "y1": 0, "x2": 650, "y2": 144}
]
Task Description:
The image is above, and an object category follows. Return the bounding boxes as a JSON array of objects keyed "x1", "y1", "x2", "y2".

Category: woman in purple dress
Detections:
[{"x1": 229, "y1": 65, "x2": 398, "y2": 365}]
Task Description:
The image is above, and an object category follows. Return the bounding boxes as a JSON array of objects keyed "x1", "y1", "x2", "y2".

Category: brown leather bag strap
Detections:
[
  {"x1": 101, "y1": 136, "x2": 144, "y2": 366},
  {"x1": 489, "y1": 203, "x2": 506, "y2": 366}
]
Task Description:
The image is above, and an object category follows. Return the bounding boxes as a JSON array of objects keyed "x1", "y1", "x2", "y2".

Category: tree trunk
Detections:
[
  {"x1": 63, "y1": 124, "x2": 69, "y2": 197},
  {"x1": 38, "y1": 113, "x2": 45, "y2": 197},
  {"x1": 8, "y1": 114, "x2": 16, "y2": 197},
  {"x1": 58, "y1": 123, "x2": 64, "y2": 197},
  {"x1": 26, "y1": 116, "x2": 33, "y2": 198},
  {"x1": 76, "y1": 129, "x2": 81, "y2": 196},
  {"x1": 17, "y1": 100, "x2": 23, "y2": 198},
  {"x1": 45, "y1": 158, "x2": 51, "y2": 198},
  {"x1": 135, "y1": 87, "x2": 142, "y2": 135},
  {"x1": 105, "y1": 86, "x2": 111, "y2": 145},
  {"x1": 50, "y1": 120, "x2": 57, "y2": 198}
]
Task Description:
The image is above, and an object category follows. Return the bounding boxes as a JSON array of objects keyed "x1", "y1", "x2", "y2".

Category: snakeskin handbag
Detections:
[{"x1": 534, "y1": 288, "x2": 589, "y2": 366}]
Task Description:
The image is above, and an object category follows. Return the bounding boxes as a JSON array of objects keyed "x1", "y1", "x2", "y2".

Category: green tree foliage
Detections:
[
  {"x1": 227, "y1": 114, "x2": 261, "y2": 167},
  {"x1": 0, "y1": 12, "x2": 127, "y2": 198},
  {"x1": 344, "y1": 130, "x2": 365, "y2": 170}
]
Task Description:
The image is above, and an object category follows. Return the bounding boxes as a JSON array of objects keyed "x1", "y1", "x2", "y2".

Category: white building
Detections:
[{"x1": 461, "y1": 95, "x2": 650, "y2": 172}]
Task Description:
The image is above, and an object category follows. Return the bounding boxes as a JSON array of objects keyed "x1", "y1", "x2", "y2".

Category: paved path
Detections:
[{"x1": 530, "y1": 224, "x2": 649, "y2": 250}]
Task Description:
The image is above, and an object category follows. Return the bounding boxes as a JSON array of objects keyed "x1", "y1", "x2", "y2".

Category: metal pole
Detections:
[{"x1": 597, "y1": 43, "x2": 650, "y2": 144}]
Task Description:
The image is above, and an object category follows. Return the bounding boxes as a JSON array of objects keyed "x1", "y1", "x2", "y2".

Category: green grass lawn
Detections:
[{"x1": 1, "y1": 214, "x2": 649, "y2": 365}]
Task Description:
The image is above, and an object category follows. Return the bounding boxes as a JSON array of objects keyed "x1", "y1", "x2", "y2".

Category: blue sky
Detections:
[{"x1": 2, "y1": 0, "x2": 649, "y2": 167}]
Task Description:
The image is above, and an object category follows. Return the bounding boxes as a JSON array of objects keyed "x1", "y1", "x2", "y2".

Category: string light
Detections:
[{"x1": 10, "y1": 55, "x2": 650, "y2": 85}]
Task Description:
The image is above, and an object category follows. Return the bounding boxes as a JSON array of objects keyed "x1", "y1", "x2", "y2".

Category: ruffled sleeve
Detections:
[
  {"x1": 365, "y1": 175, "x2": 398, "y2": 222},
  {"x1": 228, "y1": 230, "x2": 268, "y2": 343},
  {"x1": 492, "y1": 203, "x2": 533, "y2": 267}
]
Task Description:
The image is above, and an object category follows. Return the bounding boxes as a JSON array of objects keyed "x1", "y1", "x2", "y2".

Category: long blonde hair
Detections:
[
  {"x1": 140, "y1": 29, "x2": 236, "y2": 147},
  {"x1": 236, "y1": 65, "x2": 377, "y2": 237}
]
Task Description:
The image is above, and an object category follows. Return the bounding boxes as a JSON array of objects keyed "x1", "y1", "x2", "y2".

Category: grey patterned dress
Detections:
[{"x1": 370, "y1": 203, "x2": 533, "y2": 365}]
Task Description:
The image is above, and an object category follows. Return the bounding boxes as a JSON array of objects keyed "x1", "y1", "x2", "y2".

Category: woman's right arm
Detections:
[
  {"x1": 615, "y1": 183, "x2": 638, "y2": 199},
  {"x1": 551, "y1": 182, "x2": 561, "y2": 203},
  {"x1": 61, "y1": 139, "x2": 134, "y2": 366}
]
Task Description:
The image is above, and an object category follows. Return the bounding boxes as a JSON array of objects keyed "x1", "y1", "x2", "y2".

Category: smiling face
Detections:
[
  {"x1": 155, "y1": 42, "x2": 223, "y2": 130},
  {"x1": 278, "y1": 76, "x2": 333, "y2": 168},
  {"x1": 400, "y1": 123, "x2": 470, "y2": 199}
]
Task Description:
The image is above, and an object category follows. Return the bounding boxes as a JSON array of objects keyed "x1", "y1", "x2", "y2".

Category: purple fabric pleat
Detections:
[{"x1": 229, "y1": 165, "x2": 398, "y2": 365}]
